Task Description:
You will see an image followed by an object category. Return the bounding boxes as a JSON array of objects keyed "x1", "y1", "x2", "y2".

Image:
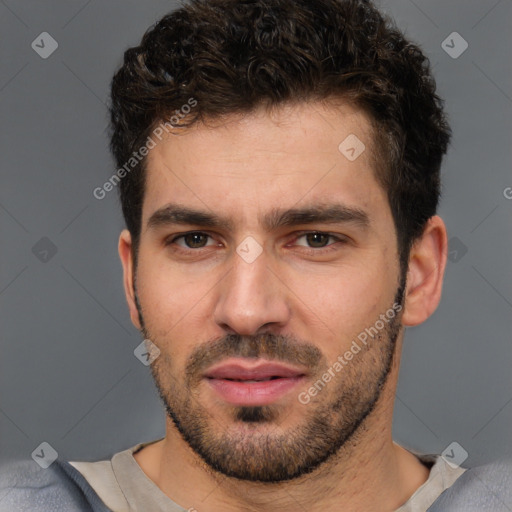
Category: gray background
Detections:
[{"x1": 1, "y1": 0, "x2": 511, "y2": 469}]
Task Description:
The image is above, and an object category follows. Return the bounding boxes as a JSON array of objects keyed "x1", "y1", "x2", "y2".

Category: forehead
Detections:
[{"x1": 141, "y1": 101, "x2": 389, "y2": 232}]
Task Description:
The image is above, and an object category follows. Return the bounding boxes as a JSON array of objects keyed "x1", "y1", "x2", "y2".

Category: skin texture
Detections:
[{"x1": 118, "y1": 101, "x2": 448, "y2": 512}]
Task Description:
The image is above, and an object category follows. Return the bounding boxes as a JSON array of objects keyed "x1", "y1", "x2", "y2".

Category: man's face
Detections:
[{"x1": 128, "y1": 102, "x2": 405, "y2": 482}]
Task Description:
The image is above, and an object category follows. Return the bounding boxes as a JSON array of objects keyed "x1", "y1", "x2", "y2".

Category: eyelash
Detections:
[{"x1": 165, "y1": 231, "x2": 347, "y2": 256}]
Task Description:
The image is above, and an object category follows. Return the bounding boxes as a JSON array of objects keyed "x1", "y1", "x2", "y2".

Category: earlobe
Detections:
[
  {"x1": 401, "y1": 216, "x2": 448, "y2": 327},
  {"x1": 118, "y1": 229, "x2": 142, "y2": 330}
]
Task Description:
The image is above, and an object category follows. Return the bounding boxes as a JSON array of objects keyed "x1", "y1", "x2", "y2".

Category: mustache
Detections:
[{"x1": 185, "y1": 333, "x2": 324, "y2": 385}]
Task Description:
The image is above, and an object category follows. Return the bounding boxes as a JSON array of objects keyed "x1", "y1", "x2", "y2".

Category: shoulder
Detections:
[
  {"x1": 0, "y1": 458, "x2": 111, "y2": 512},
  {"x1": 428, "y1": 458, "x2": 512, "y2": 511}
]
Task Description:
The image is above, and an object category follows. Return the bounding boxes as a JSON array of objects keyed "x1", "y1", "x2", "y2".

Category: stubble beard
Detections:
[{"x1": 135, "y1": 276, "x2": 405, "y2": 483}]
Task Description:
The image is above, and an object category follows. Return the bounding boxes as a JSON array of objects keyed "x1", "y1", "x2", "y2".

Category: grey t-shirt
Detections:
[{"x1": 70, "y1": 439, "x2": 466, "y2": 512}]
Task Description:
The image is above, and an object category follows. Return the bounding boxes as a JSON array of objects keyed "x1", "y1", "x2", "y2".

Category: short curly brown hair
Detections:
[{"x1": 110, "y1": 0, "x2": 451, "y2": 271}]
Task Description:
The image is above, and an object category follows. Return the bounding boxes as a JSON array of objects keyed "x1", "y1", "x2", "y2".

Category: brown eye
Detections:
[
  {"x1": 304, "y1": 232, "x2": 331, "y2": 248},
  {"x1": 295, "y1": 232, "x2": 337, "y2": 248},
  {"x1": 182, "y1": 233, "x2": 209, "y2": 248},
  {"x1": 292, "y1": 231, "x2": 348, "y2": 256},
  {"x1": 167, "y1": 232, "x2": 216, "y2": 250}
]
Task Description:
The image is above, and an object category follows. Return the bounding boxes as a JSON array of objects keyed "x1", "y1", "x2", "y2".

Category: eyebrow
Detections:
[{"x1": 146, "y1": 202, "x2": 370, "y2": 232}]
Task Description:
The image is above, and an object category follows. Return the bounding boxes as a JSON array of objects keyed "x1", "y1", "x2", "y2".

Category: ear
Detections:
[
  {"x1": 401, "y1": 215, "x2": 448, "y2": 326},
  {"x1": 118, "y1": 229, "x2": 142, "y2": 330}
]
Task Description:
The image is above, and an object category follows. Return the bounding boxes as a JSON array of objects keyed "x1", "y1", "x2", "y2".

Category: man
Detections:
[{"x1": 2, "y1": 0, "x2": 510, "y2": 511}]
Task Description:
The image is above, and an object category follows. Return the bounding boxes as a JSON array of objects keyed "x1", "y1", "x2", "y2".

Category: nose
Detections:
[{"x1": 213, "y1": 247, "x2": 291, "y2": 335}]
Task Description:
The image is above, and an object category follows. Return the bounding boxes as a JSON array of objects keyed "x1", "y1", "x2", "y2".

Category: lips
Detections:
[
  {"x1": 205, "y1": 361, "x2": 305, "y2": 381},
  {"x1": 204, "y1": 359, "x2": 307, "y2": 406}
]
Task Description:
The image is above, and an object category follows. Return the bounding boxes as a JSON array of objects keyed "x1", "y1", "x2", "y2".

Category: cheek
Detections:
[
  {"x1": 296, "y1": 258, "x2": 394, "y2": 353},
  {"x1": 136, "y1": 260, "x2": 206, "y2": 338},
  {"x1": 312, "y1": 277, "x2": 379, "y2": 326}
]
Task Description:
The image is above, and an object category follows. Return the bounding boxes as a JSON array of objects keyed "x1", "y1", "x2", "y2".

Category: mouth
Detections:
[{"x1": 203, "y1": 359, "x2": 307, "y2": 406}]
